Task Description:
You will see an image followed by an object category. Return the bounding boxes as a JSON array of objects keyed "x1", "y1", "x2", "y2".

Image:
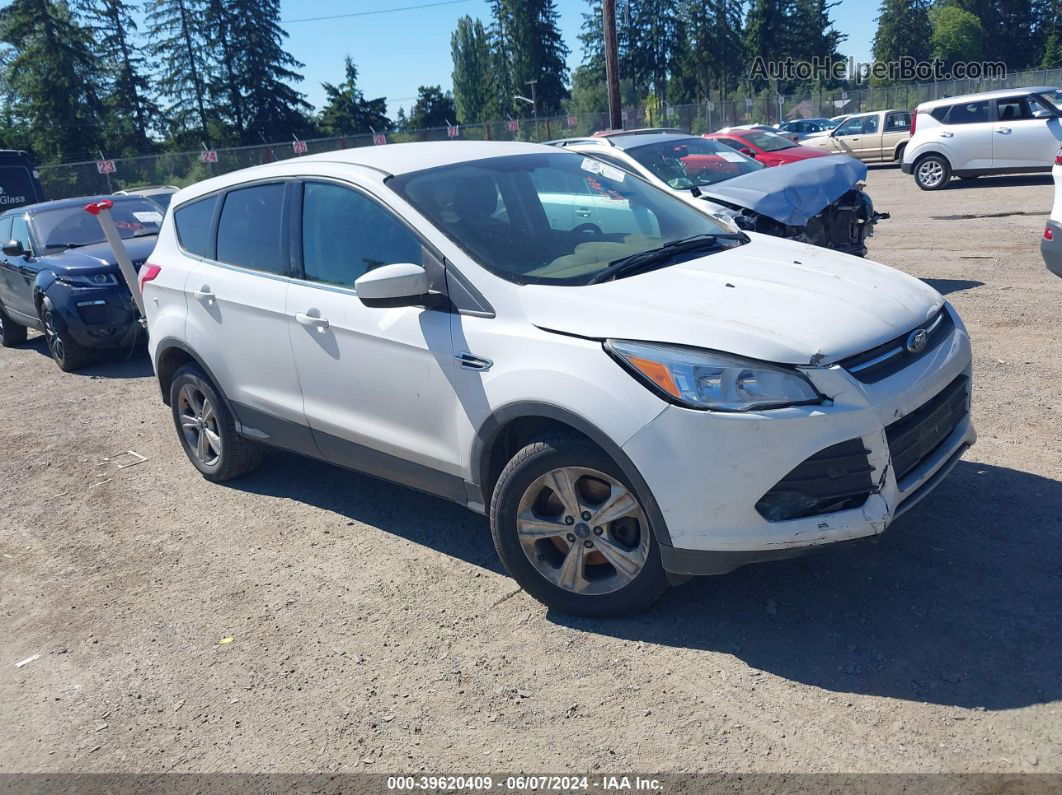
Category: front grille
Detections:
[
  {"x1": 840, "y1": 308, "x2": 954, "y2": 383},
  {"x1": 885, "y1": 375, "x2": 969, "y2": 484},
  {"x1": 756, "y1": 438, "x2": 875, "y2": 522}
]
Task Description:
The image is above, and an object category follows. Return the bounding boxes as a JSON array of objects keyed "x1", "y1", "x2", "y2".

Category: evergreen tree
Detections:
[
  {"x1": 451, "y1": 16, "x2": 493, "y2": 123},
  {"x1": 204, "y1": 0, "x2": 245, "y2": 139},
  {"x1": 872, "y1": 0, "x2": 933, "y2": 80},
  {"x1": 145, "y1": 0, "x2": 211, "y2": 142},
  {"x1": 318, "y1": 57, "x2": 390, "y2": 135},
  {"x1": 489, "y1": 0, "x2": 569, "y2": 116},
  {"x1": 76, "y1": 0, "x2": 157, "y2": 152},
  {"x1": 0, "y1": 0, "x2": 105, "y2": 161},
  {"x1": 745, "y1": 0, "x2": 792, "y2": 90},
  {"x1": 407, "y1": 85, "x2": 457, "y2": 129},
  {"x1": 225, "y1": 0, "x2": 313, "y2": 141}
]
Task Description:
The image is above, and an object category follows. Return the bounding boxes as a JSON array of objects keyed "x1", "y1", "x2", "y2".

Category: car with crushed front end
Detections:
[
  {"x1": 550, "y1": 130, "x2": 885, "y2": 257},
  {"x1": 143, "y1": 141, "x2": 975, "y2": 617},
  {"x1": 0, "y1": 195, "x2": 163, "y2": 370}
]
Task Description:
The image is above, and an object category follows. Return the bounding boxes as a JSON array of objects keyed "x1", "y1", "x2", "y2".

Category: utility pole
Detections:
[
  {"x1": 603, "y1": 0, "x2": 622, "y2": 130},
  {"x1": 527, "y1": 79, "x2": 539, "y2": 140}
]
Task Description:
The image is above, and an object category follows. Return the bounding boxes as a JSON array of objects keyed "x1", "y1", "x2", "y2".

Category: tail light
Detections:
[
  {"x1": 1055, "y1": 145, "x2": 1062, "y2": 165},
  {"x1": 1045, "y1": 226, "x2": 1054, "y2": 241},
  {"x1": 138, "y1": 263, "x2": 161, "y2": 293},
  {"x1": 910, "y1": 107, "x2": 919, "y2": 137}
]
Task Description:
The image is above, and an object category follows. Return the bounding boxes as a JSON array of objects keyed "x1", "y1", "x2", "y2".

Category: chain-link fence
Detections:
[{"x1": 37, "y1": 65, "x2": 1062, "y2": 201}]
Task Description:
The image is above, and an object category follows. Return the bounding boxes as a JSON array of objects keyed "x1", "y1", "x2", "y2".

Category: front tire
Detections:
[
  {"x1": 169, "y1": 363, "x2": 264, "y2": 482},
  {"x1": 40, "y1": 297, "x2": 93, "y2": 371},
  {"x1": 490, "y1": 434, "x2": 669, "y2": 617},
  {"x1": 914, "y1": 154, "x2": 951, "y2": 191},
  {"x1": 0, "y1": 301, "x2": 27, "y2": 347}
]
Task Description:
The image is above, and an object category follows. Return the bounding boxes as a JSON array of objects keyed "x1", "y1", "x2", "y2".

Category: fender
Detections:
[
  {"x1": 470, "y1": 401, "x2": 673, "y2": 546},
  {"x1": 152, "y1": 336, "x2": 234, "y2": 414}
]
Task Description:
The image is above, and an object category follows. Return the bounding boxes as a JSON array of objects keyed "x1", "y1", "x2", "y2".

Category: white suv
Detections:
[
  {"x1": 143, "y1": 141, "x2": 975, "y2": 616},
  {"x1": 902, "y1": 86, "x2": 1062, "y2": 190}
]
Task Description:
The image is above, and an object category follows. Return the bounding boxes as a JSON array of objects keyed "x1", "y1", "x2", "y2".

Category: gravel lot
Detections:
[{"x1": 2, "y1": 166, "x2": 1060, "y2": 775}]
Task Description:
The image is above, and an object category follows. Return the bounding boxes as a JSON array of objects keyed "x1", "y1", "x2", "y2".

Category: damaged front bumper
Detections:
[{"x1": 621, "y1": 307, "x2": 975, "y2": 577}]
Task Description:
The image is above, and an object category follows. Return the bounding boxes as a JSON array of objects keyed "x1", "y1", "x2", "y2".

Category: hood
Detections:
[
  {"x1": 43, "y1": 236, "x2": 157, "y2": 274},
  {"x1": 520, "y1": 233, "x2": 943, "y2": 366},
  {"x1": 701, "y1": 155, "x2": 866, "y2": 227}
]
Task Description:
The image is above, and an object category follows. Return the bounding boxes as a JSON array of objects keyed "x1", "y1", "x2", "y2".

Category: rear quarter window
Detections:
[
  {"x1": 174, "y1": 195, "x2": 218, "y2": 258},
  {"x1": 930, "y1": 106, "x2": 950, "y2": 123}
]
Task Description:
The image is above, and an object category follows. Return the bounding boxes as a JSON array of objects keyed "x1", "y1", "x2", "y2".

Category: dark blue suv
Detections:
[{"x1": 0, "y1": 195, "x2": 163, "y2": 371}]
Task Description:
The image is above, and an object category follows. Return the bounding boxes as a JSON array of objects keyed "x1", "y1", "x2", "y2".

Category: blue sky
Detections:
[{"x1": 279, "y1": 0, "x2": 877, "y2": 115}]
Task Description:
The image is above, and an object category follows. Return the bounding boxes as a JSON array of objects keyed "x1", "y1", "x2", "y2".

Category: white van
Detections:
[{"x1": 902, "y1": 86, "x2": 1062, "y2": 189}]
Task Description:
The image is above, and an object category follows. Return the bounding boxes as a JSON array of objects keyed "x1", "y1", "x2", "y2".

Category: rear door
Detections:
[
  {"x1": 938, "y1": 100, "x2": 993, "y2": 170},
  {"x1": 181, "y1": 181, "x2": 309, "y2": 449},
  {"x1": 992, "y1": 95, "x2": 1062, "y2": 169},
  {"x1": 882, "y1": 111, "x2": 911, "y2": 160}
]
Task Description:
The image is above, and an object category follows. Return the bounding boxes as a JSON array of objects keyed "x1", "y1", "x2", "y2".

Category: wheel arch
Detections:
[
  {"x1": 471, "y1": 402, "x2": 673, "y2": 546},
  {"x1": 912, "y1": 148, "x2": 952, "y2": 169},
  {"x1": 893, "y1": 141, "x2": 908, "y2": 161},
  {"x1": 154, "y1": 337, "x2": 229, "y2": 410}
]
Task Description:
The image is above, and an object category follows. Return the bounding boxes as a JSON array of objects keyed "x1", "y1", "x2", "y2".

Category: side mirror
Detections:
[
  {"x1": 354, "y1": 262, "x2": 430, "y2": 308},
  {"x1": 2, "y1": 239, "x2": 26, "y2": 257}
]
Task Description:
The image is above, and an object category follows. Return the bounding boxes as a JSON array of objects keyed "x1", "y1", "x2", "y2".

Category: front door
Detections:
[
  {"x1": 992, "y1": 95, "x2": 1062, "y2": 169},
  {"x1": 829, "y1": 115, "x2": 869, "y2": 159},
  {"x1": 285, "y1": 179, "x2": 463, "y2": 497},
  {"x1": 3, "y1": 214, "x2": 40, "y2": 319}
]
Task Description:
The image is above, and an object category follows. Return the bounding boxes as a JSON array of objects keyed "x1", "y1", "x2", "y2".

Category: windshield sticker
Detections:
[
  {"x1": 133, "y1": 210, "x2": 163, "y2": 223},
  {"x1": 718, "y1": 151, "x2": 747, "y2": 163},
  {"x1": 581, "y1": 157, "x2": 626, "y2": 182}
]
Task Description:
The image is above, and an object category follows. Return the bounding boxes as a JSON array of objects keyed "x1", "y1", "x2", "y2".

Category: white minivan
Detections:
[
  {"x1": 142, "y1": 142, "x2": 975, "y2": 616},
  {"x1": 902, "y1": 86, "x2": 1062, "y2": 189}
]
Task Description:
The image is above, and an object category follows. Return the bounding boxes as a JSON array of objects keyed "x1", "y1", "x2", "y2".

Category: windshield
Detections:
[
  {"x1": 625, "y1": 138, "x2": 763, "y2": 189},
  {"x1": 738, "y1": 131, "x2": 796, "y2": 152},
  {"x1": 388, "y1": 151, "x2": 738, "y2": 285},
  {"x1": 33, "y1": 198, "x2": 163, "y2": 253},
  {"x1": 1032, "y1": 89, "x2": 1062, "y2": 113}
]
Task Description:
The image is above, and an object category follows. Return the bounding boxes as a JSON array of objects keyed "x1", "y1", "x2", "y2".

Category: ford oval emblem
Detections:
[{"x1": 906, "y1": 328, "x2": 928, "y2": 354}]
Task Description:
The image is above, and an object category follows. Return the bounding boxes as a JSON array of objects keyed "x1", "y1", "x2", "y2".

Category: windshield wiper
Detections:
[{"x1": 587, "y1": 233, "x2": 747, "y2": 284}]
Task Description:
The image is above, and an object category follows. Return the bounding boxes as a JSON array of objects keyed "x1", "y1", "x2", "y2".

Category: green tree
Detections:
[
  {"x1": 872, "y1": 0, "x2": 933, "y2": 81},
  {"x1": 490, "y1": 0, "x2": 570, "y2": 115},
  {"x1": 76, "y1": 0, "x2": 157, "y2": 152},
  {"x1": 225, "y1": 0, "x2": 313, "y2": 141},
  {"x1": 0, "y1": 0, "x2": 105, "y2": 161},
  {"x1": 451, "y1": 16, "x2": 493, "y2": 123},
  {"x1": 145, "y1": 0, "x2": 211, "y2": 142},
  {"x1": 407, "y1": 85, "x2": 456, "y2": 129},
  {"x1": 745, "y1": 0, "x2": 791, "y2": 90},
  {"x1": 930, "y1": 5, "x2": 984, "y2": 67},
  {"x1": 318, "y1": 57, "x2": 390, "y2": 135},
  {"x1": 204, "y1": 0, "x2": 246, "y2": 139}
]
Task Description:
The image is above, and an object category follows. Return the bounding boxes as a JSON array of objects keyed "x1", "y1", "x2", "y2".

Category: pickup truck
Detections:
[{"x1": 803, "y1": 109, "x2": 913, "y2": 163}]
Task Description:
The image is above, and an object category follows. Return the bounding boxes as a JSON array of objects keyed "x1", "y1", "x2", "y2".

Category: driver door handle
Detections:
[
  {"x1": 295, "y1": 312, "x2": 329, "y2": 329},
  {"x1": 193, "y1": 288, "x2": 215, "y2": 301},
  {"x1": 996, "y1": 127, "x2": 1012, "y2": 134}
]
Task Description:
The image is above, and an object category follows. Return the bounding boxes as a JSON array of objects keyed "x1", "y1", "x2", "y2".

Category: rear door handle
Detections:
[
  {"x1": 939, "y1": 131, "x2": 954, "y2": 138},
  {"x1": 996, "y1": 127, "x2": 1012, "y2": 134},
  {"x1": 193, "y1": 288, "x2": 215, "y2": 301},
  {"x1": 295, "y1": 312, "x2": 329, "y2": 329}
]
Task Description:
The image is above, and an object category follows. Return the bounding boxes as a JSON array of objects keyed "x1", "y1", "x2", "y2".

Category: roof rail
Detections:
[{"x1": 543, "y1": 137, "x2": 615, "y2": 148}]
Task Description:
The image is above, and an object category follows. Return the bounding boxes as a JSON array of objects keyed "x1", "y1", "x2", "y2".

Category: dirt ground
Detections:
[{"x1": 1, "y1": 166, "x2": 1060, "y2": 776}]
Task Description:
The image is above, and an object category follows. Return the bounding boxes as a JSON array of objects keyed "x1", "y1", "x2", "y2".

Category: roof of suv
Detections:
[
  {"x1": 918, "y1": 86, "x2": 1060, "y2": 109},
  {"x1": 299, "y1": 140, "x2": 550, "y2": 176}
]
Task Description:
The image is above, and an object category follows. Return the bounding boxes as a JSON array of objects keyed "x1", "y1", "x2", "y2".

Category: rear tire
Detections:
[
  {"x1": 0, "y1": 301, "x2": 27, "y2": 347},
  {"x1": 914, "y1": 154, "x2": 951, "y2": 191},
  {"x1": 40, "y1": 297, "x2": 93, "y2": 371},
  {"x1": 169, "y1": 363, "x2": 264, "y2": 482},
  {"x1": 489, "y1": 433, "x2": 669, "y2": 617}
]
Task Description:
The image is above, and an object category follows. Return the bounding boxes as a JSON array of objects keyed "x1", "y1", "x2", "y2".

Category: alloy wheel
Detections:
[
  {"x1": 917, "y1": 159, "x2": 944, "y2": 188},
  {"x1": 177, "y1": 383, "x2": 222, "y2": 466},
  {"x1": 43, "y1": 310, "x2": 64, "y2": 361},
  {"x1": 516, "y1": 466, "x2": 649, "y2": 596}
]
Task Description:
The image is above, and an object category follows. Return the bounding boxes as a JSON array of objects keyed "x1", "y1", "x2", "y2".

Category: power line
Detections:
[{"x1": 282, "y1": 0, "x2": 473, "y2": 25}]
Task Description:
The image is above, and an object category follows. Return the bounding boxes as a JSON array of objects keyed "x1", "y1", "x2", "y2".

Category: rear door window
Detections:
[
  {"x1": 885, "y1": 111, "x2": 911, "y2": 131},
  {"x1": 946, "y1": 101, "x2": 989, "y2": 124},
  {"x1": 216, "y1": 184, "x2": 286, "y2": 274},
  {"x1": 173, "y1": 195, "x2": 218, "y2": 258}
]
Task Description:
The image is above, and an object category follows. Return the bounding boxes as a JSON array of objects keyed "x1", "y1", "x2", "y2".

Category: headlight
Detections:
[
  {"x1": 606, "y1": 340, "x2": 822, "y2": 411},
  {"x1": 57, "y1": 272, "x2": 119, "y2": 287}
]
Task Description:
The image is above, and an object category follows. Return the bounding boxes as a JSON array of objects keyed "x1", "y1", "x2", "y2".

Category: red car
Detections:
[{"x1": 704, "y1": 130, "x2": 832, "y2": 167}]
